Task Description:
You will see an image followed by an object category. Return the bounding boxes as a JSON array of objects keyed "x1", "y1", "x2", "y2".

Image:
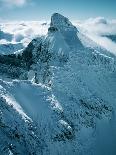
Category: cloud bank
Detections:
[
  {"x1": 77, "y1": 17, "x2": 116, "y2": 35},
  {"x1": 0, "y1": 21, "x2": 49, "y2": 46},
  {"x1": 74, "y1": 17, "x2": 116, "y2": 54}
]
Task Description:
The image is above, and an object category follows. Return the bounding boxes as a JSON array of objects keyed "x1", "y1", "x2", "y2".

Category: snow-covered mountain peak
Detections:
[
  {"x1": 50, "y1": 13, "x2": 77, "y2": 33},
  {"x1": 0, "y1": 13, "x2": 116, "y2": 155},
  {"x1": 51, "y1": 13, "x2": 71, "y2": 26},
  {"x1": 49, "y1": 13, "x2": 83, "y2": 50}
]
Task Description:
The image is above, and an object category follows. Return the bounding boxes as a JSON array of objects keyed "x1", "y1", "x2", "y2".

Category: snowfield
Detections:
[{"x1": 0, "y1": 13, "x2": 116, "y2": 155}]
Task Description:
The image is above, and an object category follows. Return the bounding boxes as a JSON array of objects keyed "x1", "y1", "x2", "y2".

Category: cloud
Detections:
[
  {"x1": 74, "y1": 17, "x2": 116, "y2": 54},
  {"x1": 84, "y1": 17, "x2": 108, "y2": 25},
  {"x1": 77, "y1": 17, "x2": 116, "y2": 35},
  {"x1": 1, "y1": 0, "x2": 28, "y2": 7},
  {"x1": 0, "y1": 21, "x2": 49, "y2": 46}
]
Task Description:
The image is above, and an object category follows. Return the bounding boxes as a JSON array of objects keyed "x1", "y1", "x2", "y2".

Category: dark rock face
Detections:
[
  {"x1": 0, "y1": 36, "x2": 51, "y2": 82},
  {"x1": 22, "y1": 41, "x2": 34, "y2": 70},
  {"x1": 0, "y1": 53, "x2": 27, "y2": 79},
  {"x1": 48, "y1": 26, "x2": 58, "y2": 33}
]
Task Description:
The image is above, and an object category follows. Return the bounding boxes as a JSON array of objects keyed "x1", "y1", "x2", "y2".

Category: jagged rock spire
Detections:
[{"x1": 50, "y1": 13, "x2": 78, "y2": 33}]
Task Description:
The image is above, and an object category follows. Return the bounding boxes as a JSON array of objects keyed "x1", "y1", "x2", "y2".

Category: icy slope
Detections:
[
  {"x1": 0, "y1": 80, "x2": 48, "y2": 155},
  {"x1": 0, "y1": 79, "x2": 74, "y2": 154},
  {"x1": 46, "y1": 29, "x2": 69, "y2": 62}
]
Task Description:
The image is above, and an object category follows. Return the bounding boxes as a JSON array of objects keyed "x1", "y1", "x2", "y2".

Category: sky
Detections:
[{"x1": 0, "y1": 0, "x2": 116, "y2": 21}]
